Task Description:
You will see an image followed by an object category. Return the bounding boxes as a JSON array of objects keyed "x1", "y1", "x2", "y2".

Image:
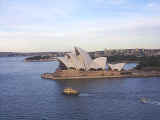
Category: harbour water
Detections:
[{"x1": 0, "y1": 57, "x2": 160, "y2": 120}]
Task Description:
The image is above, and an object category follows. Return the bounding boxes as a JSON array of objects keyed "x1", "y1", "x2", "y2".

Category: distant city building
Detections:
[{"x1": 104, "y1": 48, "x2": 160, "y2": 57}]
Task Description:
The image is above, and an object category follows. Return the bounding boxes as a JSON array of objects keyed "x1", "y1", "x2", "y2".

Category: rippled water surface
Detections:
[{"x1": 0, "y1": 57, "x2": 160, "y2": 120}]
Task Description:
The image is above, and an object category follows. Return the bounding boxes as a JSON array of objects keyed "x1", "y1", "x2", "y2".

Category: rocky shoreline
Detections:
[{"x1": 41, "y1": 69, "x2": 160, "y2": 80}]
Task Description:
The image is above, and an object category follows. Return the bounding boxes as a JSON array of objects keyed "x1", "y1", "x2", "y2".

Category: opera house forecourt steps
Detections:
[{"x1": 41, "y1": 47, "x2": 160, "y2": 80}]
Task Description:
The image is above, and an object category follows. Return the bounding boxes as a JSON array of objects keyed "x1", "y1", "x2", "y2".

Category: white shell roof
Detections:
[
  {"x1": 57, "y1": 57, "x2": 74, "y2": 68},
  {"x1": 67, "y1": 53, "x2": 85, "y2": 69},
  {"x1": 89, "y1": 57, "x2": 107, "y2": 70},
  {"x1": 57, "y1": 47, "x2": 108, "y2": 71},
  {"x1": 74, "y1": 47, "x2": 92, "y2": 70},
  {"x1": 108, "y1": 63, "x2": 126, "y2": 71}
]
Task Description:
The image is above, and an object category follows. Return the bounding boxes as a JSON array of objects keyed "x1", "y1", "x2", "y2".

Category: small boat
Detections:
[
  {"x1": 62, "y1": 88, "x2": 80, "y2": 96},
  {"x1": 140, "y1": 97, "x2": 148, "y2": 104}
]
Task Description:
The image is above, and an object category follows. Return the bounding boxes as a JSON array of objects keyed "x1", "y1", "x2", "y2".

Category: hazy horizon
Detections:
[
  {"x1": 0, "y1": 0, "x2": 160, "y2": 52},
  {"x1": 1, "y1": 48, "x2": 160, "y2": 53}
]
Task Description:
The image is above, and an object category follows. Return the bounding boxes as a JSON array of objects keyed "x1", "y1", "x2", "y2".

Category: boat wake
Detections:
[
  {"x1": 149, "y1": 101, "x2": 160, "y2": 106},
  {"x1": 79, "y1": 93, "x2": 91, "y2": 97},
  {"x1": 140, "y1": 98, "x2": 160, "y2": 106}
]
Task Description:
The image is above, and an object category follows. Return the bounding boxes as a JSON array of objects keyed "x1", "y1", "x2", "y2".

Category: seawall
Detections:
[{"x1": 41, "y1": 70, "x2": 160, "y2": 80}]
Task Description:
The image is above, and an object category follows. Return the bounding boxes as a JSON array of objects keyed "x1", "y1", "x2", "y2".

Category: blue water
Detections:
[{"x1": 0, "y1": 57, "x2": 160, "y2": 120}]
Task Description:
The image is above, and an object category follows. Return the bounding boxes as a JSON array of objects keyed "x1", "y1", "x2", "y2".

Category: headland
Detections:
[
  {"x1": 41, "y1": 47, "x2": 160, "y2": 80},
  {"x1": 24, "y1": 55, "x2": 56, "y2": 62},
  {"x1": 41, "y1": 69, "x2": 160, "y2": 80}
]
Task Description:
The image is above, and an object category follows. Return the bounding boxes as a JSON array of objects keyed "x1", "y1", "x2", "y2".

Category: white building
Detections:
[
  {"x1": 57, "y1": 47, "x2": 107, "y2": 71},
  {"x1": 57, "y1": 47, "x2": 126, "y2": 71},
  {"x1": 108, "y1": 63, "x2": 126, "y2": 71}
]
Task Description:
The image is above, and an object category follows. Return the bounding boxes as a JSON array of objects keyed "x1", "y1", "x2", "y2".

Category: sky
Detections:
[{"x1": 0, "y1": 0, "x2": 160, "y2": 52}]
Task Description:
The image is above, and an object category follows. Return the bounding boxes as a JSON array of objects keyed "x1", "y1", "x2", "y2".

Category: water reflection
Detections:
[{"x1": 124, "y1": 63, "x2": 137, "y2": 70}]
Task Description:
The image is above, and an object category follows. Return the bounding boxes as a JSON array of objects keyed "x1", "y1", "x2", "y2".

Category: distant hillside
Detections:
[
  {"x1": 135, "y1": 56, "x2": 160, "y2": 70},
  {"x1": 0, "y1": 52, "x2": 64, "y2": 57},
  {"x1": 24, "y1": 55, "x2": 56, "y2": 62}
]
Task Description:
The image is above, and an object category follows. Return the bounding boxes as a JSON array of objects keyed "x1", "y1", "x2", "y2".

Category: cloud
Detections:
[
  {"x1": 147, "y1": 3, "x2": 156, "y2": 8},
  {"x1": 95, "y1": 0, "x2": 127, "y2": 5},
  {"x1": 0, "y1": 0, "x2": 77, "y2": 27},
  {"x1": 1, "y1": 15, "x2": 160, "y2": 51},
  {"x1": 0, "y1": 0, "x2": 160, "y2": 51},
  {"x1": 146, "y1": 2, "x2": 160, "y2": 11}
]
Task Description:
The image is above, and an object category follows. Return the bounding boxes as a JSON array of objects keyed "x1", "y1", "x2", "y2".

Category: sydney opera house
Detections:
[
  {"x1": 57, "y1": 47, "x2": 126, "y2": 71},
  {"x1": 42, "y1": 47, "x2": 160, "y2": 79}
]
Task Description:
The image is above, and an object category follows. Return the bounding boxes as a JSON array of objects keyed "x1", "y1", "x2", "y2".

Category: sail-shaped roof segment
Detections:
[
  {"x1": 57, "y1": 47, "x2": 108, "y2": 71},
  {"x1": 108, "y1": 63, "x2": 126, "y2": 71},
  {"x1": 89, "y1": 57, "x2": 107, "y2": 70},
  {"x1": 74, "y1": 47, "x2": 92, "y2": 70},
  {"x1": 57, "y1": 52, "x2": 86, "y2": 70},
  {"x1": 88, "y1": 62, "x2": 100, "y2": 70},
  {"x1": 67, "y1": 53, "x2": 85, "y2": 69},
  {"x1": 57, "y1": 57, "x2": 74, "y2": 68}
]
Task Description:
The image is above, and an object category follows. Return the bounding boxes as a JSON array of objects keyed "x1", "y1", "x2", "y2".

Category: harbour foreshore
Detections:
[{"x1": 41, "y1": 69, "x2": 160, "y2": 80}]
